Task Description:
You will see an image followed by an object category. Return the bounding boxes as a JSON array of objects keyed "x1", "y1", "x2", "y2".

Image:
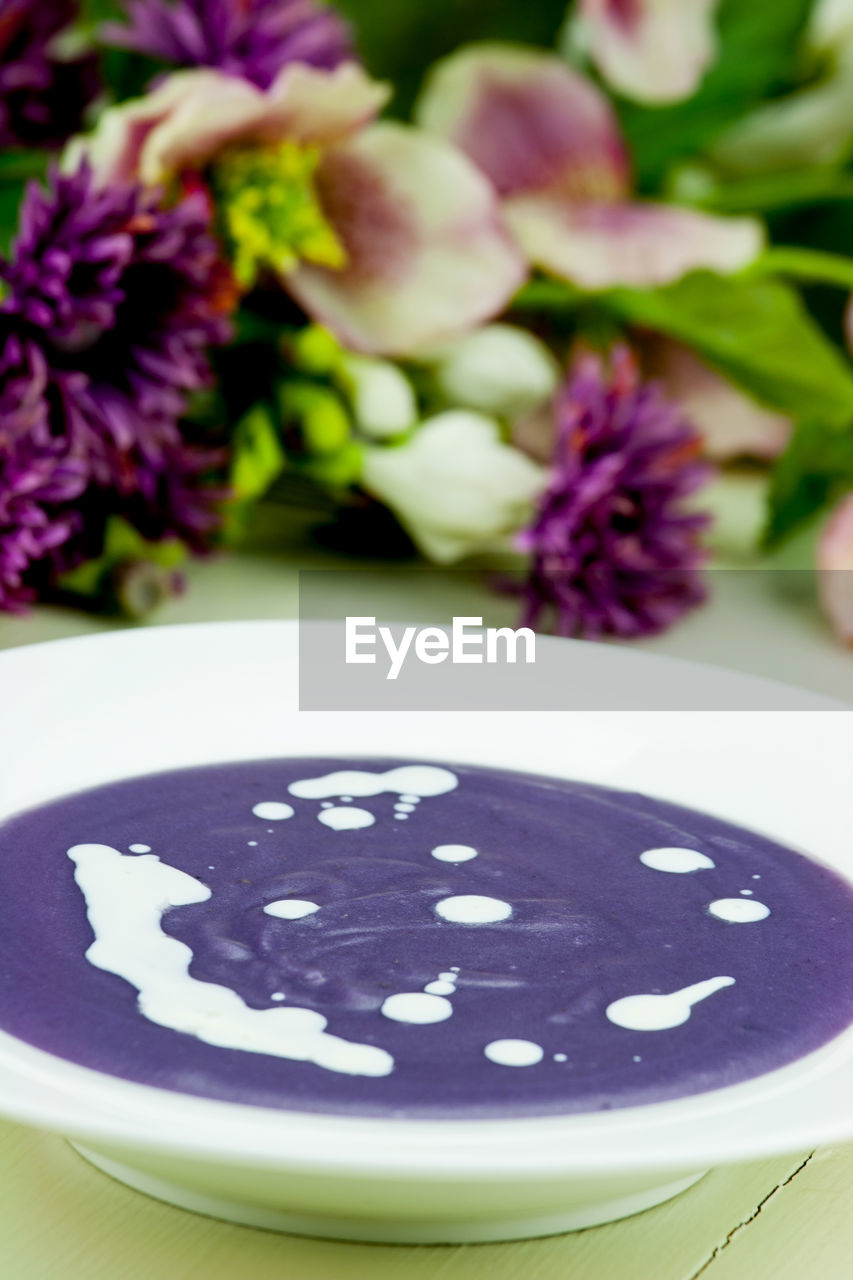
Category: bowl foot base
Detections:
[{"x1": 70, "y1": 1144, "x2": 707, "y2": 1242}]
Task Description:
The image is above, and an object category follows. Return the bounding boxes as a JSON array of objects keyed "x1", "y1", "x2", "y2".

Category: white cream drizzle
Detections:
[
  {"x1": 67, "y1": 844, "x2": 393, "y2": 1077},
  {"x1": 606, "y1": 976, "x2": 735, "y2": 1031},
  {"x1": 286, "y1": 766, "x2": 457, "y2": 832},
  {"x1": 288, "y1": 766, "x2": 458, "y2": 801}
]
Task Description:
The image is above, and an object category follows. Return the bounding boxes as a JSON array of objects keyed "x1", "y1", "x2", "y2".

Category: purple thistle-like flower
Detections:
[
  {"x1": 0, "y1": 0, "x2": 99, "y2": 149},
  {"x1": 103, "y1": 0, "x2": 353, "y2": 90},
  {"x1": 3, "y1": 163, "x2": 233, "y2": 495},
  {"x1": 0, "y1": 328, "x2": 88, "y2": 611},
  {"x1": 518, "y1": 346, "x2": 712, "y2": 639},
  {"x1": 0, "y1": 164, "x2": 234, "y2": 610}
]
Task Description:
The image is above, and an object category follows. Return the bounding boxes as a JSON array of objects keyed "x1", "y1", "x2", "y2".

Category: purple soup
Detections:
[{"x1": 1, "y1": 757, "x2": 852, "y2": 1118}]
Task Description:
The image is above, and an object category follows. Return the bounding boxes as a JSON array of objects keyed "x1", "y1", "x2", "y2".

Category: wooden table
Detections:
[{"x1": 2, "y1": 476, "x2": 852, "y2": 1278}]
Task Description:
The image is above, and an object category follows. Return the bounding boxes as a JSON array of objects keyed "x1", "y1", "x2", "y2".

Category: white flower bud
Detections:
[
  {"x1": 340, "y1": 355, "x2": 418, "y2": 439},
  {"x1": 362, "y1": 411, "x2": 546, "y2": 563},
  {"x1": 432, "y1": 325, "x2": 560, "y2": 420},
  {"x1": 811, "y1": 0, "x2": 853, "y2": 54}
]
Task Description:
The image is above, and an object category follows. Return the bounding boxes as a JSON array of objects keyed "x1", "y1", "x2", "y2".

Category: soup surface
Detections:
[{"x1": 1, "y1": 757, "x2": 852, "y2": 1117}]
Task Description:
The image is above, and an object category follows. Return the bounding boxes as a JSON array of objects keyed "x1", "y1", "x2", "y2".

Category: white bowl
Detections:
[{"x1": 0, "y1": 621, "x2": 851, "y2": 1244}]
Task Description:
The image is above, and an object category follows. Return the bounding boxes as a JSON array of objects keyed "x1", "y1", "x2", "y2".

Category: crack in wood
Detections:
[{"x1": 687, "y1": 1154, "x2": 816, "y2": 1280}]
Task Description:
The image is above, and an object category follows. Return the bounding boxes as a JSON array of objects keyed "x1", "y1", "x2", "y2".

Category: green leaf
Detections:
[
  {"x1": 512, "y1": 279, "x2": 585, "y2": 312},
  {"x1": 336, "y1": 0, "x2": 570, "y2": 116},
  {"x1": 57, "y1": 518, "x2": 186, "y2": 598},
  {"x1": 80, "y1": 0, "x2": 123, "y2": 22},
  {"x1": 279, "y1": 382, "x2": 351, "y2": 455},
  {"x1": 603, "y1": 271, "x2": 853, "y2": 427},
  {"x1": 765, "y1": 420, "x2": 853, "y2": 546},
  {"x1": 617, "y1": 0, "x2": 814, "y2": 191},
  {"x1": 229, "y1": 405, "x2": 287, "y2": 501},
  {"x1": 668, "y1": 164, "x2": 853, "y2": 216},
  {"x1": 0, "y1": 150, "x2": 48, "y2": 257},
  {"x1": 748, "y1": 245, "x2": 853, "y2": 292},
  {"x1": 298, "y1": 440, "x2": 364, "y2": 491}
]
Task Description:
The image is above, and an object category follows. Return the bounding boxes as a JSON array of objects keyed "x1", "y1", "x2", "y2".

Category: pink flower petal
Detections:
[
  {"x1": 254, "y1": 60, "x2": 392, "y2": 148},
  {"x1": 572, "y1": 0, "x2": 722, "y2": 105},
  {"x1": 416, "y1": 44, "x2": 630, "y2": 202},
  {"x1": 642, "y1": 340, "x2": 791, "y2": 461},
  {"x1": 286, "y1": 123, "x2": 527, "y2": 357},
  {"x1": 818, "y1": 494, "x2": 853, "y2": 645},
  {"x1": 503, "y1": 198, "x2": 763, "y2": 290},
  {"x1": 67, "y1": 62, "x2": 390, "y2": 186}
]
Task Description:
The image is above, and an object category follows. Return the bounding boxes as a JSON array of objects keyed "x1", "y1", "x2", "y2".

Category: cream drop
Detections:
[
  {"x1": 435, "y1": 895, "x2": 512, "y2": 924},
  {"x1": 639, "y1": 847, "x2": 715, "y2": 874},
  {"x1": 709, "y1": 898, "x2": 770, "y2": 923},
  {"x1": 484, "y1": 1039, "x2": 544, "y2": 1067},
  {"x1": 129, "y1": 844, "x2": 151, "y2": 854},
  {"x1": 251, "y1": 802, "x2": 294, "y2": 821},
  {"x1": 318, "y1": 807, "x2": 375, "y2": 831},
  {"x1": 264, "y1": 899, "x2": 319, "y2": 920},
  {"x1": 381, "y1": 992, "x2": 453, "y2": 1024},
  {"x1": 431, "y1": 844, "x2": 478, "y2": 863}
]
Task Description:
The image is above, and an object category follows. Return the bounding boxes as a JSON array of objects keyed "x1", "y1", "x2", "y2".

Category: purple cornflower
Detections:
[
  {"x1": 518, "y1": 346, "x2": 712, "y2": 639},
  {"x1": 0, "y1": 164, "x2": 234, "y2": 610},
  {"x1": 0, "y1": 0, "x2": 99, "y2": 149},
  {"x1": 103, "y1": 0, "x2": 353, "y2": 90}
]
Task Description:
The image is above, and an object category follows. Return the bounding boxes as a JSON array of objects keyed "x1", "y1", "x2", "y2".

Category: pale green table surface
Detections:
[{"x1": 2, "y1": 474, "x2": 853, "y2": 1279}]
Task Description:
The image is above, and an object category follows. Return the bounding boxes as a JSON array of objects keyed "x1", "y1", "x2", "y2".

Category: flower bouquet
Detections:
[{"x1": 3, "y1": 0, "x2": 853, "y2": 641}]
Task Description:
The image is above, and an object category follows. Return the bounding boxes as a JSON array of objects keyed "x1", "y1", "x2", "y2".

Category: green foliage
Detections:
[
  {"x1": 79, "y1": 0, "x2": 124, "y2": 23},
  {"x1": 513, "y1": 264, "x2": 853, "y2": 544},
  {"x1": 57, "y1": 517, "x2": 186, "y2": 599},
  {"x1": 336, "y1": 0, "x2": 569, "y2": 114},
  {"x1": 603, "y1": 271, "x2": 853, "y2": 427},
  {"x1": 0, "y1": 151, "x2": 48, "y2": 256},
  {"x1": 765, "y1": 421, "x2": 853, "y2": 545},
  {"x1": 230, "y1": 405, "x2": 287, "y2": 502},
  {"x1": 605, "y1": 270, "x2": 853, "y2": 541},
  {"x1": 279, "y1": 383, "x2": 351, "y2": 456},
  {"x1": 617, "y1": 0, "x2": 815, "y2": 192},
  {"x1": 668, "y1": 164, "x2": 853, "y2": 217}
]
